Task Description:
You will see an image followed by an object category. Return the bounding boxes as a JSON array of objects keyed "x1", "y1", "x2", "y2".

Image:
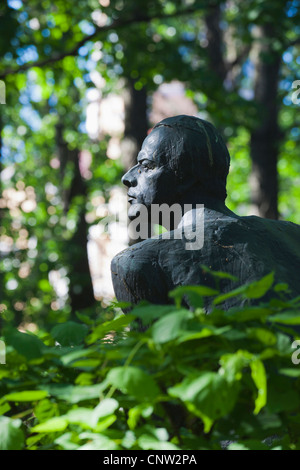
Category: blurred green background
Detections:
[{"x1": 0, "y1": 0, "x2": 299, "y2": 328}]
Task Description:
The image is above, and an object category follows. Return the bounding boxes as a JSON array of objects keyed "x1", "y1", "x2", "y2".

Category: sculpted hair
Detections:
[{"x1": 153, "y1": 115, "x2": 230, "y2": 201}]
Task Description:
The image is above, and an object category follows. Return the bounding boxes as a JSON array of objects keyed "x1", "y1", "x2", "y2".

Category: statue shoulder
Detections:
[{"x1": 111, "y1": 239, "x2": 170, "y2": 305}]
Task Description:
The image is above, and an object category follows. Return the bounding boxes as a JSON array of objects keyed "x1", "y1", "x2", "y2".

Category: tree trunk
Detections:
[
  {"x1": 56, "y1": 124, "x2": 95, "y2": 313},
  {"x1": 204, "y1": 5, "x2": 227, "y2": 84},
  {"x1": 205, "y1": 8, "x2": 281, "y2": 220},
  {"x1": 121, "y1": 77, "x2": 149, "y2": 171},
  {"x1": 250, "y1": 25, "x2": 281, "y2": 219},
  {"x1": 67, "y1": 148, "x2": 95, "y2": 312}
]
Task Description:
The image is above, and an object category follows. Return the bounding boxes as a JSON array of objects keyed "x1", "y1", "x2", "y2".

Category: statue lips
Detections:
[{"x1": 127, "y1": 193, "x2": 137, "y2": 204}]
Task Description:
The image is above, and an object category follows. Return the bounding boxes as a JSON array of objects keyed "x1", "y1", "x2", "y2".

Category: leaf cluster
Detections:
[{"x1": 1, "y1": 273, "x2": 300, "y2": 450}]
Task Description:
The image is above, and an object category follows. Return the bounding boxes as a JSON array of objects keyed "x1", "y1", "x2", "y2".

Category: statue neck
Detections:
[{"x1": 176, "y1": 192, "x2": 238, "y2": 219}]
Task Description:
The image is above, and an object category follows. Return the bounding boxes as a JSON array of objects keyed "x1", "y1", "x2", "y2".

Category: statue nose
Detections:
[{"x1": 122, "y1": 166, "x2": 137, "y2": 187}]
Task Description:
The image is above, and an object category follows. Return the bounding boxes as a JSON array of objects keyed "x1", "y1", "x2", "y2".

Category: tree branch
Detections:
[
  {"x1": 0, "y1": 5, "x2": 215, "y2": 79},
  {"x1": 287, "y1": 37, "x2": 300, "y2": 48},
  {"x1": 226, "y1": 45, "x2": 251, "y2": 71},
  {"x1": 204, "y1": 4, "x2": 227, "y2": 82}
]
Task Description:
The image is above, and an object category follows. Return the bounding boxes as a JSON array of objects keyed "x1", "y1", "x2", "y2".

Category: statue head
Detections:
[{"x1": 122, "y1": 115, "x2": 230, "y2": 220}]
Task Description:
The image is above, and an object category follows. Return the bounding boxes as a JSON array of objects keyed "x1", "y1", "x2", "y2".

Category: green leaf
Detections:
[
  {"x1": 4, "y1": 328, "x2": 45, "y2": 360},
  {"x1": 60, "y1": 347, "x2": 96, "y2": 366},
  {"x1": 151, "y1": 310, "x2": 189, "y2": 344},
  {"x1": 95, "y1": 415, "x2": 117, "y2": 432},
  {"x1": 75, "y1": 311, "x2": 95, "y2": 325},
  {"x1": 122, "y1": 430, "x2": 136, "y2": 449},
  {"x1": 214, "y1": 272, "x2": 274, "y2": 305},
  {"x1": 169, "y1": 285, "x2": 219, "y2": 308},
  {"x1": 244, "y1": 272, "x2": 274, "y2": 299},
  {"x1": 224, "y1": 307, "x2": 271, "y2": 323},
  {"x1": 0, "y1": 417, "x2": 24, "y2": 450},
  {"x1": 26, "y1": 434, "x2": 45, "y2": 449},
  {"x1": 276, "y1": 332, "x2": 293, "y2": 354},
  {"x1": 269, "y1": 311, "x2": 300, "y2": 325},
  {"x1": 273, "y1": 283, "x2": 289, "y2": 293},
  {"x1": 91, "y1": 398, "x2": 119, "y2": 427},
  {"x1": 65, "y1": 408, "x2": 93, "y2": 427},
  {"x1": 70, "y1": 359, "x2": 100, "y2": 369},
  {"x1": 49, "y1": 400, "x2": 119, "y2": 431},
  {"x1": 51, "y1": 322, "x2": 88, "y2": 346},
  {"x1": 228, "y1": 440, "x2": 269, "y2": 450},
  {"x1": 132, "y1": 304, "x2": 178, "y2": 325},
  {"x1": 4, "y1": 390, "x2": 48, "y2": 402},
  {"x1": 213, "y1": 285, "x2": 248, "y2": 305},
  {"x1": 54, "y1": 432, "x2": 79, "y2": 450},
  {"x1": 138, "y1": 434, "x2": 179, "y2": 450},
  {"x1": 176, "y1": 326, "x2": 231, "y2": 344},
  {"x1": 128, "y1": 404, "x2": 153, "y2": 430},
  {"x1": 31, "y1": 417, "x2": 68, "y2": 433},
  {"x1": 41, "y1": 382, "x2": 109, "y2": 404},
  {"x1": 0, "y1": 403, "x2": 11, "y2": 416},
  {"x1": 200, "y1": 265, "x2": 238, "y2": 281},
  {"x1": 77, "y1": 434, "x2": 119, "y2": 450},
  {"x1": 87, "y1": 315, "x2": 135, "y2": 344},
  {"x1": 250, "y1": 359, "x2": 267, "y2": 414},
  {"x1": 220, "y1": 350, "x2": 253, "y2": 383},
  {"x1": 246, "y1": 327, "x2": 277, "y2": 345},
  {"x1": 168, "y1": 372, "x2": 239, "y2": 432},
  {"x1": 107, "y1": 366, "x2": 160, "y2": 402},
  {"x1": 34, "y1": 399, "x2": 57, "y2": 423},
  {"x1": 279, "y1": 368, "x2": 300, "y2": 377}
]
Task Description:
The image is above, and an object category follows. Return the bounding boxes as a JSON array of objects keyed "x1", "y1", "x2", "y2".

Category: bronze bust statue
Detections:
[{"x1": 111, "y1": 115, "x2": 300, "y2": 312}]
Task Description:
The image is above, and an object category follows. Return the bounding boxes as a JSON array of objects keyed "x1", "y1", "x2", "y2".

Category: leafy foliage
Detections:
[{"x1": 1, "y1": 277, "x2": 300, "y2": 450}]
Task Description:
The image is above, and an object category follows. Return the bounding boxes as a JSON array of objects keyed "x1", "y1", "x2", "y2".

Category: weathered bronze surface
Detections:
[{"x1": 111, "y1": 115, "x2": 300, "y2": 311}]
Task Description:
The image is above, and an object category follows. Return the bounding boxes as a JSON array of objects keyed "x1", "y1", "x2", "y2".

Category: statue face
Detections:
[{"x1": 122, "y1": 127, "x2": 178, "y2": 220}]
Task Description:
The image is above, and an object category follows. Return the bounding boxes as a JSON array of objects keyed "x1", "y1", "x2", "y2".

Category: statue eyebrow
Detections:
[
  {"x1": 137, "y1": 153, "x2": 158, "y2": 163},
  {"x1": 137, "y1": 149, "x2": 168, "y2": 164}
]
